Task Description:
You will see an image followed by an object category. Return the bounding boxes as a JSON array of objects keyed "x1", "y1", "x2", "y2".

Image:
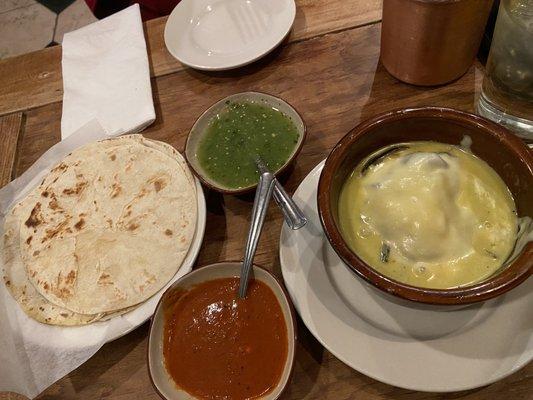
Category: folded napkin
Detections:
[{"x1": 61, "y1": 4, "x2": 155, "y2": 139}]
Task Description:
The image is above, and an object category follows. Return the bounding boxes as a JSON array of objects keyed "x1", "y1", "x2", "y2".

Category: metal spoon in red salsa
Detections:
[{"x1": 163, "y1": 277, "x2": 288, "y2": 400}]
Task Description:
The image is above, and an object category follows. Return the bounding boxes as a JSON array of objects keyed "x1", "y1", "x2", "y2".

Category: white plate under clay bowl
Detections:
[
  {"x1": 164, "y1": 0, "x2": 296, "y2": 70},
  {"x1": 280, "y1": 160, "x2": 533, "y2": 392}
]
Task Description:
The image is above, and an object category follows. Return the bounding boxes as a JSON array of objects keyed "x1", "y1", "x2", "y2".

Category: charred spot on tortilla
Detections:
[
  {"x1": 43, "y1": 220, "x2": 70, "y2": 242},
  {"x1": 98, "y1": 273, "x2": 113, "y2": 286},
  {"x1": 51, "y1": 163, "x2": 68, "y2": 173},
  {"x1": 136, "y1": 188, "x2": 148, "y2": 198},
  {"x1": 127, "y1": 222, "x2": 140, "y2": 231},
  {"x1": 58, "y1": 270, "x2": 76, "y2": 286},
  {"x1": 111, "y1": 182, "x2": 122, "y2": 198},
  {"x1": 74, "y1": 218, "x2": 85, "y2": 230},
  {"x1": 53, "y1": 286, "x2": 73, "y2": 299},
  {"x1": 49, "y1": 199, "x2": 60, "y2": 210},
  {"x1": 63, "y1": 181, "x2": 88, "y2": 196},
  {"x1": 25, "y1": 202, "x2": 42, "y2": 227},
  {"x1": 152, "y1": 178, "x2": 167, "y2": 192}
]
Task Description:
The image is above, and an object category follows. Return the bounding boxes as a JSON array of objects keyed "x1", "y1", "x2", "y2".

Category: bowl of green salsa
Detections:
[{"x1": 185, "y1": 92, "x2": 306, "y2": 194}]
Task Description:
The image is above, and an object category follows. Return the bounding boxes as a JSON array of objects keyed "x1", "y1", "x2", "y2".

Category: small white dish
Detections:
[
  {"x1": 148, "y1": 261, "x2": 296, "y2": 400},
  {"x1": 164, "y1": 0, "x2": 296, "y2": 70},
  {"x1": 280, "y1": 160, "x2": 533, "y2": 392}
]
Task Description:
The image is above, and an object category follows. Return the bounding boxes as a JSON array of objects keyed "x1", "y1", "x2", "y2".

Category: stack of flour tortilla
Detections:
[{"x1": 1, "y1": 135, "x2": 197, "y2": 326}]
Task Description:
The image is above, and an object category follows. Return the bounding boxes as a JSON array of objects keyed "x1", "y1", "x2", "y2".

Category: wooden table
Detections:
[{"x1": 0, "y1": 1, "x2": 531, "y2": 399}]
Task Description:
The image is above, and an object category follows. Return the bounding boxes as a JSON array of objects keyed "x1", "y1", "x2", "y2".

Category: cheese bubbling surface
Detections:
[{"x1": 338, "y1": 142, "x2": 518, "y2": 289}]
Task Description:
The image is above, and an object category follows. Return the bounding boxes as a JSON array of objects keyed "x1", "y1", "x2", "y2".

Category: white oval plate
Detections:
[
  {"x1": 164, "y1": 0, "x2": 296, "y2": 71},
  {"x1": 280, "y1": 161, "x2": 533, "y2": 392},
  {"x1": 105, "y1": 177, "x2": 206, "y2": 342}
]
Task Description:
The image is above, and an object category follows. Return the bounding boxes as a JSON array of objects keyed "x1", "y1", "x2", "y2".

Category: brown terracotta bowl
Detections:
[
  {"x1": 185, "y1": 92, "x2": 306, "y2": 195},
  {"x1": 318, "y1": 107, "x2": 533, "y2": 305}
]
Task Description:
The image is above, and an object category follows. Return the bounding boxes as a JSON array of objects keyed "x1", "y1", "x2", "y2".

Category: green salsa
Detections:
[{"x1": 197, "y1": 101, "x2": 300, "y2": 189}]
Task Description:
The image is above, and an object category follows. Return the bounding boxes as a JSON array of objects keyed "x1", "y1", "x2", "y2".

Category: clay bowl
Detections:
[
  {"x1": 148, "y1": 261, "x2": 297, "y2": 400},
  {"x1": 318, "y1": 107, "x2": 533, "y2": 306},
  {"x1": 185, "y1": 91, "x2": 306, "y2": 195}
]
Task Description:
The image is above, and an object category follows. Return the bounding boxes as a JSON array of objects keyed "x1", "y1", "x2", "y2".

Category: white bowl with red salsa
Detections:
[{"x1": 148, "y1": 261, "x2": 296, "y2": 400}]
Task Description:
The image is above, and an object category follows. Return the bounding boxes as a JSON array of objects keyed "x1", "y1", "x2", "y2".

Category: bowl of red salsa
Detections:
[{"x1": 148, "y1": 261, "x2": 296, "y2": 400}]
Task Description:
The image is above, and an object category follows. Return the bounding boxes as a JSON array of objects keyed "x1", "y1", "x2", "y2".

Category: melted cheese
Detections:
[{"x1": 338, "y1": 142, "x2": 518, "y2": 289}]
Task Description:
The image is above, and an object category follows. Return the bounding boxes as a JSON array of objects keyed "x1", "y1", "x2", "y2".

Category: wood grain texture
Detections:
[
  {"x1": 0, "y1": 47, "x2": 63, "y2": 117},
  {"x1": 0, "y1": 113, "x2": 23, "y2": 188},
  {"x1": 0, "y1": 0, "x2": 382, "y2": 117},
  {"x1": 145, "y1": 0, "x2": 383, "y2": 78},
  {"x1": 2, "y1": 17, "x2": 531, "y2": 400},
  {"x1": 2, "y1": 323, "x2": 532, "y2": 400}
]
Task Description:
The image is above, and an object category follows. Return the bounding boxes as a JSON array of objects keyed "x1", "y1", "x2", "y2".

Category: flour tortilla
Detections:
[
  {"x1": 131, "y1": 135, "x2": 196, "y2": 190},
  {"x1": 98, "y1": 304, "x2": 138, "y2": 322},
  {"x1": 2, "y1": 197, "x2": 140, "y2": 325},
  {"x1": 18, "y1": 135, "x2": 197, "y2": 315},
  {"x1": 2, "y1": 193, "x2": 103, "y2": 325}
]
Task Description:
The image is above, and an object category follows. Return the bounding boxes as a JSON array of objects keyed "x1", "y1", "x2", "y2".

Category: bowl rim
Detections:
[
  {"x1": 317, "y1": 106, "x2": 533, "y2": 305},
  {"x1": 184, "y1": 91, "x2": 307, "y2": 195},
  {"x1": 147, "y1": 261, "x2": 298, "y2": 400}
]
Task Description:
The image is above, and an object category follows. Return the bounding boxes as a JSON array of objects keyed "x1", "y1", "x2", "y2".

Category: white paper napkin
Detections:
[{"x1": 61, "y1": 4, "x2": 155, "y2": 139}]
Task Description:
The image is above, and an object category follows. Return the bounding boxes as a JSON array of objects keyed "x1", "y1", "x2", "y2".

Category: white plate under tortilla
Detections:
[
  {"x1": 164, "y1": 0, "x2": 296, "y2": 70},
  {"x1": 280, "y1": 161, "x2": 533, "y2": 392},
  {"x1": 105, "y1": 177, "x2": 206, "y2": 341}
]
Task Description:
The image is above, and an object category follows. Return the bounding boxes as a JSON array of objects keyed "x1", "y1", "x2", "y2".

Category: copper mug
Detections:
[{"x1": 381, "y1": 0, "x2": 494, "y2": 86}]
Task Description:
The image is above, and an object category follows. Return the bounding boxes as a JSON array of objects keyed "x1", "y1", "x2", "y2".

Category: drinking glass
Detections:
[{"x1": 478, "y1": 0, "x2": 533, "y2": 140}]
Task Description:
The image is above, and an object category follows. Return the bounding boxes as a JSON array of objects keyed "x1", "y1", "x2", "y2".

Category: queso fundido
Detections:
[{"x1": 338, "y1": 142, "x2": 518, "y2": 289}]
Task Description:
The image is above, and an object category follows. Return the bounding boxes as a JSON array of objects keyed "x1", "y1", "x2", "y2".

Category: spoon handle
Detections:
[
  {"x1": 272, "y1": 182, "x2": 307, "y2": 230},
  {"x1": 239, "y1": 170, "x2": 275, "y2": 298}
]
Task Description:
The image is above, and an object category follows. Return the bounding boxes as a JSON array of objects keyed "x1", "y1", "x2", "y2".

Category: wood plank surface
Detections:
[
  {"x1": 0, "y1": 113, "x2": 23, "y2": 188},
  {"x1": 0, "y1": 0, "x2": 382, "y2": 118},
  {"x1": 146, "y1": 0, "x2": 383, "y2": 78},
  {"x1": 3, "y1": 21, "x2": 530, "y2": 399}
]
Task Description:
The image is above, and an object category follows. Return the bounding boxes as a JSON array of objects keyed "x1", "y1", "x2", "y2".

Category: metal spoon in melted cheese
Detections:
[{"x1": 338, "y1": 142, "x2": 518, "y2": 289}]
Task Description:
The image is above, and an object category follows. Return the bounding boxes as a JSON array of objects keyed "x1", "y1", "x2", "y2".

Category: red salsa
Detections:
[{"x1": 163, "y1": 277, "x2": 288, "y2": 400}]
